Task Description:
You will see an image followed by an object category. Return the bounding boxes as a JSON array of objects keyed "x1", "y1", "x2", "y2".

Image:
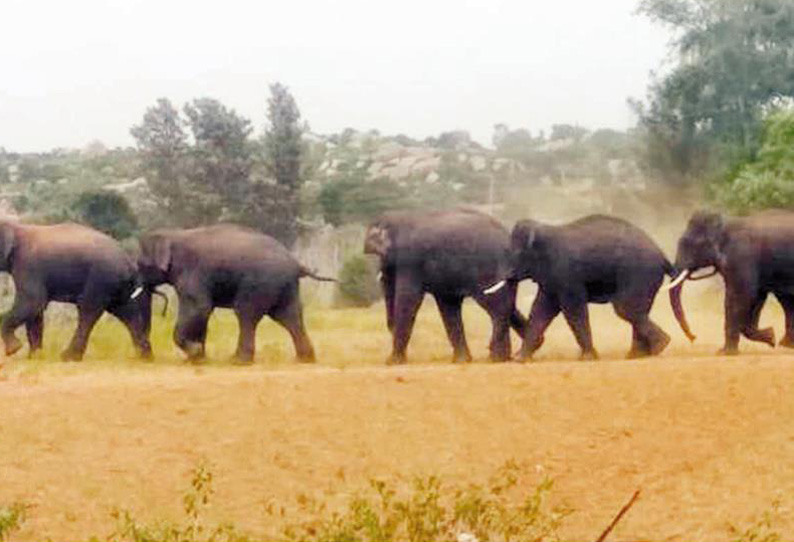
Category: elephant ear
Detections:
[
  {"x1": 0, "y1": 224, "x2": 15, "y2": 267},
  {"x1": 513, "y1": 220, "x2": 539, "y2": 251},
  {"x1": 150, "y1": 236, "x2": 172, "y2": 273}
]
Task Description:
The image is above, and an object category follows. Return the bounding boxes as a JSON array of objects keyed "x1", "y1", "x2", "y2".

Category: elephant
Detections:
[
  {"x1": 364, "y1": 208, "x2": 527, "y2": 364},
  {"x1": 670, "y1": 209, "x2": 794, "y2": 355},
  {"x1": 137, "y1": 224, "x2": 333, "y2": 363},
  {"x1": 507, "y1": 214, "x2": 692, "y2": 360},
  {"x1": 0, "y1": 221, "x2": 152, "y2": 361}
]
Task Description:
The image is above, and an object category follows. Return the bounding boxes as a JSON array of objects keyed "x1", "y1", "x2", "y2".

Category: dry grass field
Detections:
[{"x1": 1, "y1": 280, "x2": 794, "y2": 541}]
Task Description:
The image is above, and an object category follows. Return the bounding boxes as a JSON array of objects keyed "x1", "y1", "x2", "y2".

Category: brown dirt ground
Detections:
[{"x1": 2, "y1": 282, "x2": 794, "y2": 541}]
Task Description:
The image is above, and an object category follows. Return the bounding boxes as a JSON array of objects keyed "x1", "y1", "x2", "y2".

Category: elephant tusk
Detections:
[
  {"x1": 664, "y1": 270, "x2": 690, "y2": 291},
  {"x1": 483, "y1": 280, "x2": 506, "y2": 295},
  {"x1": 690, "y1": 266, "x2": 718, "y2": 281},
  {"x1": 377, "y1": 271, "x2": 383, "y2": 282},
  {"x1": 130, "y1": 286, "x2": 144, "y2": 300}
]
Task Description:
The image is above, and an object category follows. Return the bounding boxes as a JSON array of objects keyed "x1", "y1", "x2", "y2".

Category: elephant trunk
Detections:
[{"x1": 669, "y1": 280, "x2": 696, "y2": 342}]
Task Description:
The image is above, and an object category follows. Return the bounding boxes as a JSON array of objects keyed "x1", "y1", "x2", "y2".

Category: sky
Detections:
[{"x1": 0, "y1": 0, "x2": 672, "y2": 152}]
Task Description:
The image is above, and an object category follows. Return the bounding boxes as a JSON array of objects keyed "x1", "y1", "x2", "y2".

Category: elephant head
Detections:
[
  {"x1": 138, "y1": 232, "x2": 174, "y2": 287},
  {"x1": 674, "y1": 211, "x2": 725, "y2": 278},
  {"x1": 0, "y1": 222, "x2": 17, "y2": 272},
  {"x1": 509, "y1": 219, "x2": 549, "y2": 281},
  {"x1": 363, "y1": 222, "x2": 393, "y2": 259},
  {"x1": 665, "y1": 211, "x2": 725, "y2": 343}
]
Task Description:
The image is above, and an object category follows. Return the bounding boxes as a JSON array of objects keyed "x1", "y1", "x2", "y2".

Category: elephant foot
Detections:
[
  {"x1": 386, "y1": 353, "x2": 407, "y2": 366},
  {"x1": 27, "y1": 347, "x2": 42, "y2": 360},
  {"x1": 717, "y1": 346, "x2": 739, "y2": 357},
  {"x1": 137, "y1": 345, "x2": 154, "y2": 361},
  {"x1": 759, "y1": 327, "x2": 776, "y2": 347},
  {"x1": 579, "y1": 349, "x2": 599, "y2": 361},
  {"x1": 780, "y1": 335, "x2": 794, "y2": 349},
  {"x1": 453, "y1": 351, "x2": 473, "y2": 364},
  {"x1": 4, "y1": 337, "x2": 22, "y2": 357},
  {"x1": 296, "y1": 349, "x2": 316, "y2": 363},
  {"x1": 60, "y1": 349, "x2": 84, "y2": 362},
  {"x1": 649, "y1": 332, "x2": 671, "y2": 356},
  {"x1": 626, "y1": 348, "x2": 649, "y2": 360},
  {"x1": 181, "y1": 341, "x2": 205, "y2": 362}
]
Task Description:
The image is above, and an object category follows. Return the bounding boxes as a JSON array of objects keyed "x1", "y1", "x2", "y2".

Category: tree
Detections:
[
  {"x1": 635, "y1": 0, "x2": 794, "y2": 182},
  {"x1": 183, "y1": 97, "x2": 254, "y2": 223},
  {"x1": 130, "y1": 98, "x2": 188, "y2": 222},
  {"x1": 73, "y1": 190, "x2": 138, "y2": 240},
  {"x1": 716, "y1": 109, "x2": 794, "y2": 212},
  {"x1": 264, "y1": 83, "x2": 304, "y2": 191}
]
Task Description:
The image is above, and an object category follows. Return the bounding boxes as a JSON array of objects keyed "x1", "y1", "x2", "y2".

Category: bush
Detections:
[
  {"x1": 100, "y1": 463, "x2": 251, "y2": 542},
  {"x1": 277, "y1": 460, "x2": 571, "y2": 542},
  {"x1": 0, "y1": 502, "x2": 27, "y2": 542},
  {"x1": 336, "y1": 255, "x2": 381, "y2": 308},
  {"x1": 74, "y1": 190, "x2": 139, "y2": 240}
]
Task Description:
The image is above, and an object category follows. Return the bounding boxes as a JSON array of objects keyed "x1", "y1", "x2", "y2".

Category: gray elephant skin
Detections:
[
  {"x1": 364, "y1": 208, "x2": 527, "y2": 364},
  {"x1": 138, "y1": 224, "x2": 332, "y2": 363},
  {"x1": 672, "y1": 210, "x2": 794, "y2": 355},
  {"x1": 510, "y1": 215, "x2": 692, "y2": 360},
  {"x1": 0, "y1": 221, "x2": 152, "y2": 361}
]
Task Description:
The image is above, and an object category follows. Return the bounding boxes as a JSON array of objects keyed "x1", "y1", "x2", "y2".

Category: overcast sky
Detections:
[{"x1": 0, "y1": 0, "x2": 671, "y2": 152}]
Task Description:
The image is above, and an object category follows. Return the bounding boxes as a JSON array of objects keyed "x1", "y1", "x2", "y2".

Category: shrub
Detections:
[
  {"x1": 336, "y1": 255, "x2": 381, "y2": 308},
  {"x1": 0, "y1": 502, "x2": 27, "y2": 542},
  {"x1": 278, "y1": 460, "x2": 571, "y2": 542},
  {"x1": 100, "y1": 463, "x2": 251, "y2": 542},
  {"x1": 74, "y1": 190, "x2": 139, "y2": 240}
]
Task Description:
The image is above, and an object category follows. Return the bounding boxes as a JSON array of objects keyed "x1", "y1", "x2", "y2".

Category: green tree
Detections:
[
  {"x1": 183, "y1": 97, "x2": 254, "y2": 223},
  {"x1": 635, "y1": 0, "x2": 794, "y2": 183},
  {"x1": 264, "y1": 83, "x2": 304, "y2": 191},
  {"x1": 130, "y1": 98, "x2": 188, "y2": 222},
  {"x1": 73, "y1": 190, "x2": 138, "y2": 240},
  {"x1": 716, "y1": 109, "x2": 794, "y2": 212}
]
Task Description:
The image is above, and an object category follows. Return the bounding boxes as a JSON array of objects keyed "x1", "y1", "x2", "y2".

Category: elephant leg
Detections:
[
  {"x1": 174, "y1": 296, "x2": 212, "y2": 361},
  {"x1": 232, "y1": 309, "x2": 264, "y2": 364},
  {"x1": 25, "y1": 312, "x2": 44, "y2": 357},
  {"x1": 2, "y1": 290, "x2": 47, "y2": 357},
  {"x1": 270, "y1": 286, "x2": 315, "y2": 363},
  {"x1": 518, "y1": 290, "x2": 560, "y2": 360},
  {"x1": 775, "y1": 293, "x2": 794, "y2": 348},
  {"x1": 722, "y1": 288, "x2": 773, "y2": 355},
  {"x1": 434, "y1": 294, "x2": 471, "y2": 363},
  {"x1": 740, "y1": 292, "x2": 774, "y2": 346},
  {"x1": 474, "y1": 281, "x2": 517, "y2": 362},
  {"x1": 389, "y1": 272, "x2": 423, "y2": 365},
  {"x1": 62, "y1": 304, "x2": 105, "y2": 361},
  {"x1": 613, "y1": 299, "x2": 670, "y2": 359},
  {"x1": 108, "y1": 301, "x2": 153, "y2": 360},
  {"x1": 560, "y1": 292, "x2": 597, "y2": 360},
  {"x1": 509, "y1": 307, "x2": 528, "y2": 340},
  {"x1": 381, "y1": 269, "x2": 396, "y2": 333}
]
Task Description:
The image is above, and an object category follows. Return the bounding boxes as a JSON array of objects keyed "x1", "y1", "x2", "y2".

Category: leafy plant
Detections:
[
  {"x1": 102, "y1": 463, "x2": 250, "y2": 542},
  {"x1": 278, "y1": 460, "x2": 571, "y2": 542},
  {"x1": 336, "y1": 255, "x2": 381, "y2": 308},
  {"x1": 728, "y1": 500, "x2": 782, "y2": 542},
  {"x1": 0, "y1": 502, "x2": 28, "y2": 542}
]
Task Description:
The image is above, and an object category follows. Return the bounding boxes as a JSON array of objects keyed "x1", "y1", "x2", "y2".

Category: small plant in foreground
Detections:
[
  {"x1": 101, "y1": 463, "x2": 250, "y2": 542},
  {"x1": 0, "y1": 502, "x2": 28, "y2": 542},
  {"x1": 728, "y1": 500, "x2": 782, "y2": 542},
  {"x1": 278, "y1": 460, "x2": 571, "y2": 542}
]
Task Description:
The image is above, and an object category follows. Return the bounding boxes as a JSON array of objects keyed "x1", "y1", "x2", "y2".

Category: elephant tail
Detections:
[{"x1": 299, "y1": 266, "x2": 338, "y2": 283}]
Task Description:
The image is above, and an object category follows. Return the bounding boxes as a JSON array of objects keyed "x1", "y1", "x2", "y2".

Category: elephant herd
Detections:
[{"x1": 0, "y1": 207, "x2": 793, "y2": 364}]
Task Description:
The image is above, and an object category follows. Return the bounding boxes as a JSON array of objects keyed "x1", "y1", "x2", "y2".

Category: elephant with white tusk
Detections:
[
  {"x1": 671, "y1": 209, "x2": 794, "y2": 355},
  {"x1": 510, "y1": 214, "x2": 692, "y2": 361}
]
